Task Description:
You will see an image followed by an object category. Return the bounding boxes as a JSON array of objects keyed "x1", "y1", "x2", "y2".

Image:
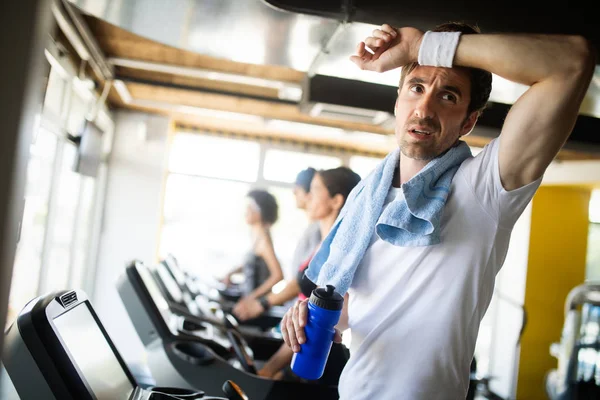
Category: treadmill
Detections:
[
  {"x1": 149, "y1": 260, "x2": 282, "y2": 361},
  {"x1": 546, "y1": 282, "x2": 600, "y2": 399},
  {"x1": 117, "y1": 260, "x2": 340, "y2": 400},
  {"x1": 2, "y1": 289, "x2": 248, "y2": 400},
  {"x1": 161, "y1": 255, "x2": 286, "y2": 332}
]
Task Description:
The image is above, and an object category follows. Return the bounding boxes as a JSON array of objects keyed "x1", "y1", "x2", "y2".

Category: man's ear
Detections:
[{"x1": 460, "y1": 111, "x2": 479, "y2": 137}]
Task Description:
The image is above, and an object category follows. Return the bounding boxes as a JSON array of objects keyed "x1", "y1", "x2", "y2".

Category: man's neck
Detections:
[{"x1": 395, "y1": 153, "x2": 429, "y2": 187}]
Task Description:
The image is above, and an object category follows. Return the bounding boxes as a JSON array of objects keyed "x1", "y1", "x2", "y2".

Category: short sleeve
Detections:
[{"x1": 458, "y1": 137, "x2": 542, "y2": 229}]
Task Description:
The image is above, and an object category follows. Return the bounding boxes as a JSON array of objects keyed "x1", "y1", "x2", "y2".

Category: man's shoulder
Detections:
[{"x1": 455, "y1": 138, "x2": 500, "y2": 177}]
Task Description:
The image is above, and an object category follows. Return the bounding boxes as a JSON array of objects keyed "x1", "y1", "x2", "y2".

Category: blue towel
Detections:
[{"x1": 305, "y1": 141, "x2": 472, "y2": 295}]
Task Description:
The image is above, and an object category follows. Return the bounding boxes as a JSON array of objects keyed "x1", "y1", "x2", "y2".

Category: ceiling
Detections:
[{"x1": 63, "y1": 0, "x2": 600, "y2": 158}]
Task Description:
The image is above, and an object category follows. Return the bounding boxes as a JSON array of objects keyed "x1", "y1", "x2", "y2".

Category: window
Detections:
[
  {"x1": 66, "y1": 90, "x2": 92, "y2": 136},
  {"x1": 9, "y1": 127, "x2": 57, "y2": 319},
  {"x1": 159, "y1": 174, "x2": 252, "y2": 278},
  {"x1": 43, "y1": 67, "x2": 66, "y2": 118},
  {"x1": 586, "y1": 189, "x2": 600, "y2": 281},
  {"x1": 263, "y1": 149, "x2": 342, "y2": 183},
  {"x1": 159, "y1": 133, "x2": 346, "y2": 285},
  {"x1": 349, "y1": 155, "x2": 383, "y2": 178},
  {"x1": 69, "y1": 176, "x2": 97, "y2": 290},
  {"x1": 168, "y1": 134, "x2": 260, "y2": 182},
  {"x1": 7, "y1": 57, "x2": 112, "y2": 328},
  {"x1": 42, "y1": 142, "x2": 81, "y2": 293},
  {"x1": 589, "y1": 189, "x2": 600, "y2": 223}
]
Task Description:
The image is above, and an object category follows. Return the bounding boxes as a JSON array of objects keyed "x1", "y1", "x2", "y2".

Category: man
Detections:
[{"x1": 280, "y1": 22, "x2": 595, "y2": 399}]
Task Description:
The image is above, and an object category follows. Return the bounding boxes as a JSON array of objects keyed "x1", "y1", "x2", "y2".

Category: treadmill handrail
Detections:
[{"x1": 565, "y1": 282, "x2": 600, "y2": 314}]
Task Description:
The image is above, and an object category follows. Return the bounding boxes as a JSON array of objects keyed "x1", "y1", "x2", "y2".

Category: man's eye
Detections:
[
  {"x1": 409, "y1": 85, "x2": 423, "y2": 93},
  {"x1": 442, "y1": 93, "x2": 457, "y2": 102}
]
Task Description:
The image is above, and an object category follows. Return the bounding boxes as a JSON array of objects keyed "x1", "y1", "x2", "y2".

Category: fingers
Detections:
[
  {"x1": 288, "y1": 303, "x2": 300, "y2": 352},
  {"x1": 369, "y1": 26, "x2": 396, "y2": 44},
  {"x1": 351, "y1": 24, "x2": 398, "y2": 71},
  {"x1": 280, "y1": 312, "x2": 291, "y2": 347},
  {"x1": 349, "y1": 55, "x2": 366, "y2": 69},
  {"x1": 298, "y1": 299, "x2": 308, "y2": 328},
  {"x1": 365, "y1": 36, "x2": 385, "y2": 49},
  {"x1": 333, "y1": 328, "x2": 343, "y2": 343},
  {"x1": 280, "y1": 302, "x2": 300, "y2": 351},
  {"x1": 293, "y1": 301, "x2": 307, "y2": 349},
  {"x1": 380, "y1": 23, "x2": 398, "y2": 37},
  {"x1": 354, "y1": 42, "x2": 370, "y2": 59},
  {"x1": 368, "y1": 25, "x2": 397, "y2": 47},
  {"x1": 350, "y1": 42, "x2": 373, "y2": 70}
]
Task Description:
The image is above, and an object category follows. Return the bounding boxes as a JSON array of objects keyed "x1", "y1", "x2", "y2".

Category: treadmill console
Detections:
[{"x1": 2, "y1": 289, "x2": 243, "y2": 400}]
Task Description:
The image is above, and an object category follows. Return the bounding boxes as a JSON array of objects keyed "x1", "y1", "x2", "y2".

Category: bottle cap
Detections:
[{"x1": 309, "y1": 285, "x2": 344, "y2": 311}]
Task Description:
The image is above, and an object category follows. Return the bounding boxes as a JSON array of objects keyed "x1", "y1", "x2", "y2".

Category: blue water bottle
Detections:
[{"x1": 291, "y1": 284, "x2": 344, "y2": 380}]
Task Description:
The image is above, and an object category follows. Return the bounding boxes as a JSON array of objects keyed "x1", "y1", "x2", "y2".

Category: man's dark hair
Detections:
[
  {"x1": 247, "y1": 189, "x2": 278, "y2": 225},
  {"x1": 399, "y1": 22, "x2": 493, "y2": 117}
]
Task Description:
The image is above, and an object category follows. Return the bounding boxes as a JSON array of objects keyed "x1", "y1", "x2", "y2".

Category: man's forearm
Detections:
[{"x1": 454, "y1": 33, "x2": 594, "y2": 86}]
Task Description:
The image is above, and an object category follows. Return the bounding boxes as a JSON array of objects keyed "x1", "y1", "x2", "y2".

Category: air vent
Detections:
[
  {"x1": 57, "y1": 291, "x2": 78, "y2": 308},
  {"x1": 300, "y1": 75, "x2": 396, "y2": 126},
  {"x1": 305, "y1": 103, "x2": 392, "y2": 125}
]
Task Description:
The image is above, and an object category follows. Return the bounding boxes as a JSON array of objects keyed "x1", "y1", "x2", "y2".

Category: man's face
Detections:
[{"x1": 395, "y1": 66, "x2": 477, "y2": 160}]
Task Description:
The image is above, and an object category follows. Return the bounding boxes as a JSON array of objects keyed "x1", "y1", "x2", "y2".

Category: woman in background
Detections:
[
  {"x1": 224, "y1": 189, "x2": 283, "y2": 300},
  {"x1": 289, "y1": 167, "x2": 321, "y2": 282},
  {"x1": 234, "y1": 167, "x2": 361, "y2": 383}
]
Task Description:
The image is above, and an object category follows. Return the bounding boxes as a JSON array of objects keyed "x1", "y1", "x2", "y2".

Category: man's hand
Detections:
[
  {"x1": 350, "y1": 24, "x2": 423, "y2": 73},
  {"x1": 232, "y1": 297, "x2": 263, "y2": 321},
  {"x1": 280, "y1": 299, "x2": 343, "y2": 353}
]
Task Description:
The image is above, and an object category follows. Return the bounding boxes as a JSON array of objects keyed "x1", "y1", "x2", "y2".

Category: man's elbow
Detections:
[{"x1": 566, "y1": 36, "x2": 596, "y2": 80}]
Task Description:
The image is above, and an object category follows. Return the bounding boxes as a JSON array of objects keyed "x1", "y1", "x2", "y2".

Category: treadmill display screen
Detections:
[
  {"x1": 156, "y1": 263, "x2": 184, "y2": 303},
  {"x1": 54, "y1": 303, "x2": 134, "y2": 400},
  {"x1": 137, "y1": 262, "x2": 172, "y2": 324},
  {"x1": 165, "y1": 255, "x2": 187, "y2": 287}
]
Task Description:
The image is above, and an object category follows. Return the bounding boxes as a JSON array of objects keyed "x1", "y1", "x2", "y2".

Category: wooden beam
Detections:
[
  {"x1": 125, "y1": 81, "x2": 395, "y2": 135},
  {"x1": 118, "y1": 100, "x2": 392, "y2": 156},
  {"x1": 83, "y1": 14, "x2": 305, "y2": 84},
  {"x1": 115, "y1": 66, "x2": 280, "y2": 99},
  {"x1": 109, "y1": 82, "x2": 600, "y2": 161}
]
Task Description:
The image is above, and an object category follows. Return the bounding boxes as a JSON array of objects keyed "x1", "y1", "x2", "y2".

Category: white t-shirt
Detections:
[{"x1": 338, "y1": 138, "x2": 542, "y2": 400}]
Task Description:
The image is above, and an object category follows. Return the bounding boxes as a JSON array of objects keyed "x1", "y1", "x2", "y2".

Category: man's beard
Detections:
[
  {"x1": 397, "y1": 116, "x2": 442, "y2": 160},
  {"x1": 399, "y1": 138, "x2": 438, "y2": 160}
]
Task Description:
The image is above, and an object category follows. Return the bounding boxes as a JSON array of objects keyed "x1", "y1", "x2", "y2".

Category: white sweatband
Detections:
[{"x1": 417, "y1": 31, "x2": 462, "y2": 68}]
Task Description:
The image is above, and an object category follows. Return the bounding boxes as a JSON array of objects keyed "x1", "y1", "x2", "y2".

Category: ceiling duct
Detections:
[
  {"x1": 262, "y1": 0, "x2": 600, "y2": 60},
  {"x1": 301, "y1": 74, "x2": 396, "y2": 127}
]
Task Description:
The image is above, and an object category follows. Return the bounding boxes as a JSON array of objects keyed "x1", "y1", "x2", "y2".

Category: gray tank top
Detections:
[{"x1": 241, "y1": 252, "x2": 270, "y2": 296}]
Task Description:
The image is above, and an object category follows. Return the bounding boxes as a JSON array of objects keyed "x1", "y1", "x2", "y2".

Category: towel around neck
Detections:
[{"x1": 305, "y1": 141, "x2": 473, "y2": 295}]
